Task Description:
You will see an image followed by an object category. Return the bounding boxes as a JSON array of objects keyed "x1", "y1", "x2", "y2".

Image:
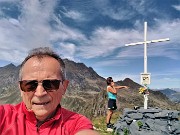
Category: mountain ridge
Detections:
[{"x1": 0, "y1": 60, "x2": 179, "y2": 119}]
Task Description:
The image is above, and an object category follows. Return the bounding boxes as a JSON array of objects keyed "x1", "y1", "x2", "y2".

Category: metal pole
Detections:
[
  {"x1": 144, "y1": 22, "x2": 148, "y2": 109},
  {"x1": 144, "y1": 22, "x2": 147, "y2": 73}
]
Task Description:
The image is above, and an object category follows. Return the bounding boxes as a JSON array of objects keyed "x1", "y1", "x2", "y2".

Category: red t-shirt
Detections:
[{"x1": 0, "y1": 102, "x2": 93, "y2": 135}]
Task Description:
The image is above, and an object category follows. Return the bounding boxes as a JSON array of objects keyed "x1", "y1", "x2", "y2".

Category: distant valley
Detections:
[{"x1": 155, "y1": 88, "x2": 180, "y2": 103}]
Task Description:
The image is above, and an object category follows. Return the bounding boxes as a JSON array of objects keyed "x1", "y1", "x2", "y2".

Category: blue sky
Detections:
[{"x1": 0, "y1": 0, "x2": 179, "y2": 89}]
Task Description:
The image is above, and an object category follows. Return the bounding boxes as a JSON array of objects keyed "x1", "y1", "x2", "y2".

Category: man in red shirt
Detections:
[{"x1": 0, "y1": 47, "x2": 99, "y2": 135}]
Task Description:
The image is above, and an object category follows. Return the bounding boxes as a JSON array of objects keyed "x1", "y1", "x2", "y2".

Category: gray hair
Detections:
[{"x1": 19, "y1": 47, "x2": 66, "y2": 80}]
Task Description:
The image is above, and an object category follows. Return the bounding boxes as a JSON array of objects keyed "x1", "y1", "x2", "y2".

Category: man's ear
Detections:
[{"x1": 62, "y1": 80, "x2": 69, "y2": 94}]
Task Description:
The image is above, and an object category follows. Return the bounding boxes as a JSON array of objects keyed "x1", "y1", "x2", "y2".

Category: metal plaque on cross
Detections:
[{"x1": 141, "y1": 73, "x2": 151, "y2": 85}]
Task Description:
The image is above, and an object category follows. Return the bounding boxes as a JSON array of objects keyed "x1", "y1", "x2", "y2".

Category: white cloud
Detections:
[
  {"x1": 96, "y1": 1, "x2": 135, "y2": 21},
  {"x1": 0, "y1": 0, "x2": 86, "y2": 63},
  {"x1": 172, "y1": 5, "x2": 180, "y2": 11},
  {"x1": 103, "y1": 8, "x2": 135, "y2": 21},
  {"x1": 77, "y1": 19, "x2": 180, "y2": 60},
  {"x1": 61, "y1": 9, "x2": 86, "y2": 22},
  {"x1": 8, "y1": 18, "x2": 20, "y2": 26},
  {"x1": 1, "y1": 0, "x2": 179, "y2": 64},
  {"x1": 77, "y1": 27, "x2": 136, "y2": 58},
  {"x1": 50, "y1": 16, "x2": 86, "y2": 42},
  {"x1": 96, "y1": 0, "x2": 153, "y2": 21},
  {"x1": 56, "y1": 43, "x2": 76, "y2": 61},
  {"x1": 0, "y1": 0, "x2": 57, "y2": 63}
]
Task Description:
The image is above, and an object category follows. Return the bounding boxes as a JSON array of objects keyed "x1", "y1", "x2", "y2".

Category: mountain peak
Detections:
[
  {"x1": 123, "y1": 78, "x2": 134, "y2": 82},
  {"x1": 0, "y1": 63, "x2": 16, "y2": 71},
  {"x1": 4, "y1": 63, "x2": 16, "y2": 68},
  {"x1": 116, "y1": 78, "x2": 141, "y2": 89}
]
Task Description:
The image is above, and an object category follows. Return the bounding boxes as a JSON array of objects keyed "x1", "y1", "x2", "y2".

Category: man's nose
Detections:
[{"x1": 34, "y1": 84, "x2": 47, "y2": 96}]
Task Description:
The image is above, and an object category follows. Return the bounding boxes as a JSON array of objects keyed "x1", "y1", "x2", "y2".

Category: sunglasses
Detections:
[{"x1": 19, "y1": 79, "x2": 62, "y2": 92}]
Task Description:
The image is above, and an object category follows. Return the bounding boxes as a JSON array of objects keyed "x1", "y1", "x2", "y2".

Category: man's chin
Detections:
[
  {"x1": 33, "y1": 109, "x2": 50, "y2": 121},
  {"x1": 32, "y1": 105, "x2": 50, "y2": 116}
]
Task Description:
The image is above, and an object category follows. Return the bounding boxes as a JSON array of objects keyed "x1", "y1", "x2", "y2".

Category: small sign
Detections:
[{"x1": 141, "y1": 73, "x2": 151, "y2": 84}]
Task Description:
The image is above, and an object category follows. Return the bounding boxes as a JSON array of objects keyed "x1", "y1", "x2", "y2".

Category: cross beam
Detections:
[{"x1": 125, "y1": 22, "x2": 170, "y2": 74}]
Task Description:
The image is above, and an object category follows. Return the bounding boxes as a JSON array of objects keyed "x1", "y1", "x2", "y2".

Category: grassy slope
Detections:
[{"x1": 92, "y1": 111, "x2": 121, "y2": 135}]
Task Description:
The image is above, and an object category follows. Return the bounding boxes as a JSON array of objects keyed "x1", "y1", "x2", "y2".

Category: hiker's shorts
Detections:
[{"x1": 108, "y1": 99, "x2": 117, "y2": 110}]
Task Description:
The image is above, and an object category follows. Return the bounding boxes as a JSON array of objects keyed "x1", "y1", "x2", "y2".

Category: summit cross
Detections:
[{"x1": 125, "y1": 22, "x2": 170, "y2": 109}]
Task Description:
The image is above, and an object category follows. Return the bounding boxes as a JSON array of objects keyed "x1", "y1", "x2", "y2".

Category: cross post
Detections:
[{"x1": 125, "y1": 22, "x2": 170, "y2": 109}]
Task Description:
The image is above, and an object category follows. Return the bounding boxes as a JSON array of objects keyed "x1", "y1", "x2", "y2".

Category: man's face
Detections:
[{"x1": 19, "y1": 56, "x2": 68, "y2": 121}]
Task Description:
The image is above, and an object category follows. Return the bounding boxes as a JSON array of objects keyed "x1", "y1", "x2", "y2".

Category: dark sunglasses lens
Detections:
[
  {"x1": 20, "y1": 80, "x2": 38, "y2": 92},
  {"x1": 43, "y1": 80, "x2": 60, "y2": 91}
]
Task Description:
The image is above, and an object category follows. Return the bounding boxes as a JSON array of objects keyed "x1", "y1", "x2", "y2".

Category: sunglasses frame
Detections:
[{"x1": 19, "y1": 79, "x2": 62, "y2": 92}]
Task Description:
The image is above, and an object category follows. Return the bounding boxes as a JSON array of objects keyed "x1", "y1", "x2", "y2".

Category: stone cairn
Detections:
[{"x1": 114, "y1": 107, "x2": 180, "y2": 135}]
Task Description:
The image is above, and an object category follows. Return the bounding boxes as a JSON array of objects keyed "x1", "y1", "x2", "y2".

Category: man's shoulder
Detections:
[
  {"x1": 61, "y1": 107, "x2": 90, "y2": 122},
  {"x1": 60, "y1": 107, "x2": 93, "y2": 132},
  {"x1": 0, "y1": 104, "x2": 14, "y2": 111},
  {"x1": 0, "y1": 102, "x2": 23, "y2": 114},
  {"x1": 61, "y1": 107, "x2": 80, "y2": 118}
]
